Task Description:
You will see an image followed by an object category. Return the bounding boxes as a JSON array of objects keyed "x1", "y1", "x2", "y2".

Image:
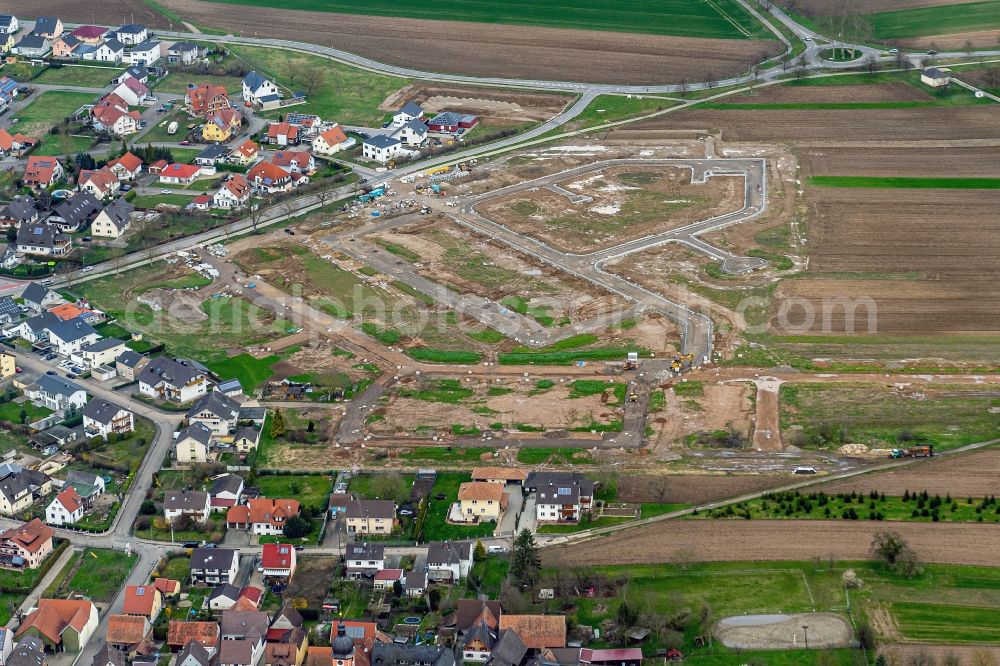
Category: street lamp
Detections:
[{"x1": 802, "y1": 625, "x2": 809, "y2": 649}]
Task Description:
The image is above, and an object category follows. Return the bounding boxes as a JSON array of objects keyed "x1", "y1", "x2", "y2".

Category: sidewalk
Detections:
[{"x1": 13, "y1": 545, "x2": 78, "y2": 626}]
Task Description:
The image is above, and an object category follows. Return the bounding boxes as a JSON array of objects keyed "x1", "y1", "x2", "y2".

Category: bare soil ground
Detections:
[
  {"x1": 542, "y1": 520, "x2": 1000, "y2": 567},
  {"x1": 815, "y1": 448, "x2": 1000, "y2": 497},
  {"x1": 769, "y1": 188, "x2": 1000, "y2": 336},
  {"x1": 715, "y1": 612, "x2": 852, "y2": 650},
  {"x1": 879, "y1": 644, "x2": 1000, "y2": 665},
  {"x1": 369, "y1": 217, "x2": 630, "y2": 323},
  {"x1": 21, "y1": 0, "x2": 781, "y2": 84},
  {"x1": 380, "y1": 84, "x2": 571, "y2": 124},
  {"x1": 897, "y1": 29, "x2": 1000, "y2": 49},
  {"x1": 261, "y1": 407, "x2": 348, "y2": 469},
  {"x1": 628, "y1": 107, "x2": 1000, "y2": 142},
  {"x1": 477, "y1": 166, "x2": 744, "y2": 254},
  {"x1": 799, "y1": 146, "x2": 1000, "y2": 178},
  {"x1": 283, "y1": 556, "x2": 338, "y2": 607},
  {"x1": 615, "y1": 473, "x2": 788, "y2": 504},
  {"x1": 646, "y1": 381, "x2": 755, "y2": 452},
  {"x1": 368, "y1": 376, "x2": 626, "y2": 437},
  {"x1": 728, "y1": 82, "x2": 935, "y2": 103}
]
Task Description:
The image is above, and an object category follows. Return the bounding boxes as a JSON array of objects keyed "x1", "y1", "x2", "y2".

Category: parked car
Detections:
[
  {"x1": 487, "y1": 545, "x2": 507, "y2": 554},
  {"x1": 45, "y1": 370, "x2": 56, "y2": 376},
  {"x1": 81, "y1": 266, "x2": 93, "y2": 273}
]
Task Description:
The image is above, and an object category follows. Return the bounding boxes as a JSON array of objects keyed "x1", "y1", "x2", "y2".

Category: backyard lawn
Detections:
[
  {"x1": 44, "y1": 548, "x2": 137, "y2": 603},
  {"x1": 33, "y1": 66, "x2": 118, "y2": 88},
  {"x1": 254, "y1": 474, "x2": 332, "y2": 513},
  {"x1": 11, "y1": 91, "x2": 97, "y2": 139}
]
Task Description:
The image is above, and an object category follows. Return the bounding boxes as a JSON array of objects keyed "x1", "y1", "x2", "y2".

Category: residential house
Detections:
[
  {"x1": 203, "y1": 108, "x2": 241, "y2": 143},
  {"x1": 311, "y1": 125, "x2": 353, "y2": 156},
  {"x1": 116, "y1": 350, "x2": 149, "y2": 381},
  {"x1": 77, "y1": 169, "x2": 120, "y2": 201},
  {"x1": 176, "y1": 640, "x2": 212, "y2": 666},
  {"x1": 246, "y1": 161, "x2": 292, "y2": 194},
  {"x1": 167, "y1": 622, "x2": 221, "y2": 653},
  {"x1": 242, "y1": 72, "x2": 281, "y2": 107},
  {"x1": 186, "y1": 391, "x2": 240, "y2": 437},
  {"x1": 91, "y1": 94, "x2": 141, "y2": 136},
  {"x1": 194, "y1": 145, "x2": 228, "y2": 168},
  {"x1": 190, "y1": 547, "x2": 239, "y2": 585},
  {"x1": 462, "y1": 617, "x2": 498, "y2": 663},
  {"x1": 264, "y1": 122, "x2": 299, "y2": 147},
  {"x1": 94, "y1": 39, "x2": 125, "y2": 63},
  {"x1": 167, "y1": 42, "x2": 199, "y2": 65},
  {"x1": 106, "y1": 615, "x2": 152, "y2": 657},
  {"x1": 209, "y1": 474, "x2": 244, "y2": 513},
  {"x1": 107, "y1": 152, "x2": 144, "y2": 181},
  {"x1": 188, "y1": 194, "x2": 211, "y2": 212},
  {"x1": 263, "y1": 633, "x2": 307, "y2": 666},
  {"x1": 218, "y1": 640, "x2": 256, "y2": 666},
  {"x1": 64, "y1": 470, "x2": 106, "y2": 504},
  {"x1": 5, "y1": 312, "x2": 57, "y2": 344},
  {"x1": 391, "y1": 118, "x2": 428, "y2": 147},
  {"x1": 27, "y1": 375, "x2": 87, "y2": 414},
  {"x1": 220, "y1": 610, "x2": 268, "y2": 658},
  {"x1": 48, "y1": 192, "x2": 102, "y2": 232},
  {"x1": 0, "y1": 467, "x2": 52, "y2": 516},
  {"x1": 186, "y1": 83, "x2": 231, "y2": 118},
  {"x1": 14, "y1": 36, "x2": 50, "y2": 58},
  {"x1": 0, "y1": 15, "x2": 19, "y2": 35},
  {"x1": 231, "y1": 426, "x2": 260, "y2": 454},
  {"x1": 578, "y1": 648, "x2": 643, "y2": 666},
  {"x1": 372, "y1": 569, "x2": 402, "y2": 592},
  {"x1": 485, "y1": 630, "x2": 527, "y2": 666},
  {"x1": 174, "y1": 423, "x2": 213, "y2": 464},
  {"x1": 22, "y1": 283, "x2": 60, "y2": 314},
  {"x1": 46, "y1": 318, "x2": 100, "y2": 355},
  {"x1": 115, "y1": 66, "x2": 150, "y2": 86},
  {"x1": 91, "y1": 199, "x2": 134, "y2": 239},
  {"x1": 497, "y1": 615, "x2": 566, "y2": 651},
  {"x1": 261, "y1": 543, "x2": 296, "y2": 581},
  {"x1": 229, "y1": 140, "x2": 259, "y2": 166},
  {"x1": 271, "y1": 151, "x2": 314, "y2": 174},
  {"x1": 147, "y1": 159, "x2": 168, "y2": 175},
  {"x1": 392, "y1": 102, "x2": 424, "y2": 127},
  {"x1": 370, "y1": 644, "x2": 454, "y2": 666},
  {"x1": 51, "y1": 36, "x2": 81, "y2": 59},
  {"x1": 0, "y1": 245, "x2": 16, "y2": 272},
  {"x1": 427, "y1": 112, "x2": 479, "y2": 133},
  {"x1": 111, "y1": 77, "x2": 150, "y2": 107},
  {"x1": 44, "y1": 487, "x2": 84, "y2": 526},
  {"x1": 163, "y1": 490, "x2": 210, "y2": 523},
  {"x1": 285, "y1": 113, "x2": 322, "y2": 136},
  {"x1": 8, "y1": 638, "x2": 46, "y2": 666},
  {"x1": 921, "y1": 67, "x2": 950, "y2": 87},
  {"x1": 122, "y1": 585, "x2": 163, "y2": 622},
  {"x1": 23, "y1": 157, "x2": 64, "y2": 190},
  {"x1": 15, "y1": 599, "x2": 98, "y2": 652},
  {"x1": 426, "y1": 541, "x2": 474, "y2": 582},
  {"x1": 404, "y1": 570, "x2": 427, "y2": 598},
  {"x1": 213, "y1": 174, "x2": 251, "y2": 210},
  {"x1": 69, "y1": 26, "x2": 109, "y2": 46},
  {"x1": 116, "y1": 24, "x2": 150, "y2": 47},
  {"x1": 82, "y1": 397, "x2": 134, "y2": 439},
  {"x1": 362, "y1": 135, "x2": 403, "y2": 164},
  {"x1": 208, "y1": 584, "x2": 242, "y2": 612},
  {"x1": 0, "y1": 34, "x2": 12, "y2": 55},
  {"x1": 156, "y1": 577, "x2": 182, "y2": 599},
  {"x1": 457, "y1": 482, "x2": 507, "y2": 523},
  {"x1": 137, "y1": 356, "x2": 211, "y2": 403},
  {"x1": 0, "y1": 519, "x2": 53, "y2": 569},
  {"x1": 343, "y1": 500, "x2": 396, "y2": 535},
  {"x1": 471, "y1": 467, "x2": 527, "y2": 487},
  {"x1": 344, "y1": 542, "x2": 384, "y2": 579},
  {"x1": 529, "y1": 472, "x2": 594, "y2": 524},
  {"x1": 0, "y1": 196, "x2": 40, "y2": 228},
  {"x1": 73, "y1": 44, "x2": 98, "y2": 61},
  {"x1": 328, "y1": 493, "x2": 354, "y2": 518},
  {"x1": 0, "y1": 129, "x2": 38, "y2": 157},
  {"x1": 226, "y1": 498, "x2": 300, "y2": 536},
  {"x1": 159, "y1": 163, "x2": 203, "y2": 186},
  {"x1": 124, "y1": 41, "x2": 161, "y2": 67},
  {"x1": 75, "y1": 338, "x2": 127, "y2": 369},
  {"x1": 92, "y1": 645, "x2": 127, "y2": 666}
]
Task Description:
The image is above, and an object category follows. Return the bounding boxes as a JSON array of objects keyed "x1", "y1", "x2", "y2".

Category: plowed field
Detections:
[
  {"x1": 800, "y1": 146, "x2": 1000, "y2": 178},
  {"x1": 816, "y1": 448, "x2": 1000, "y2": 497},
  {"x1": 719, "y1": 82, "x2": 934, "y2": 103},
  {"x1": 543, "y1": 520, "x2": 1000, "y2": 566}
]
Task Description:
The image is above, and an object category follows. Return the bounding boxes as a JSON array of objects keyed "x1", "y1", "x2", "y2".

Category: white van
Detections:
[{"x1": 487, "y1": 545, "x2": 507, "y2": 554}]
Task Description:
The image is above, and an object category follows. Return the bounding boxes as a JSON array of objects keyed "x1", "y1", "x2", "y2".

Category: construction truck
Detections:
[
  {"x1": 628, "y1": 390, "x2": 638, "y2": 403},
  {"x1": 623, "y1": 351, "x2": 639, "y2": 370},
  {"x1": 419, "y1": 205, "x2": 431, "y2": 215},
  {"x1": 889, "y1": 445, "x2": 934, "y2": 459}
]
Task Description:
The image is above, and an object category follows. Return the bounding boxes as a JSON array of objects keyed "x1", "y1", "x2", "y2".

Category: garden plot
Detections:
[
  {"x1": 369, "y1": 217, "x2": 630, "y2": 326},
  {"x1": 366, "y1": 377, "x2": 629, "y2": 438},
  {"x1": 476, "y1": 166, "x2": 744, "y2": 253}
]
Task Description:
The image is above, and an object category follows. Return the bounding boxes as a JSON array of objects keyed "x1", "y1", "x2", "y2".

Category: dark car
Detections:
[
  {"x1": 46, "y1": 370, "x2": 56, "y2": 376},
  {"x1": 65, "y1": 373, "x2": 77, "y2": 379},
  {"x1": 182, "y1": 540, "x2": 200, "y2": 548},
  {"x1": 284, "y1": 228, "x2": 295, "y2": 235}
]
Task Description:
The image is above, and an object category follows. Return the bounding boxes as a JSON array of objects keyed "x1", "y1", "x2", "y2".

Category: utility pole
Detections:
[{"x1": 802, "y1": 624, "x2": 809, "y2": 649}]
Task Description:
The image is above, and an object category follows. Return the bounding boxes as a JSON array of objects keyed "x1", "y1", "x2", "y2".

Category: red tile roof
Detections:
[
  {"x1": 318, "y1": 126, "x2": 347, "y2": 147},
  {"x1": 222, "y1": 174, "x2": 251, "y2": 199},
  {"x1": 373, "y1": 568, "x2": 403, "y2": 581},
  {"x1": 160, "y1": 163, "x2": 201, "y2": 180},
  {"x1": 54, "y1": 487, "x2": 83, "y2": 513},
  {"x1": 154, "y1": 578, "x2": 181, "y2": 596},
  {"x1": 167, "y1": 621, "x2": 219, "y2": 648},
  {"x1": 122, "y1": 585, "x2": 159, "y2": 616},
  {"x1": 498, "y1": 615, "x2": 566, "y2": 650},
  {"x1": 266, "y1": 122, "x2": 298, "y2": 141},
  {"x1": 234, "y1": 139, "x2": 259, "y2": 158},
  {"x1": 186, "y1": 84, "x2": 230, "y2": 117},
  {"x1": 247, "y1": 161, "x2": 291, "y2": 186},
  {"x1": 107, "y1": 614, "x2": 149, "y2": 645},
  {"x1": 24, "y1": 156, "x2": 62, "y2": 185},
  {"x1": 261, "y1": 542, "x2": 295, "y2": 570},
  {"x1": 0, "y1": 519, "x2": 53, "y2": 554},
  {"x1": 16, "y1": 599, "x2": 95, "y2": 644},
  {"x1": 270, "y1": 151, "x2": 311, "y2": 169},
  {"x1": 108, "y1": 151, "x2": 143, "y2": 174},
  {"x1": 78, "y1": 167, "x2": 118, "y2": 195}
]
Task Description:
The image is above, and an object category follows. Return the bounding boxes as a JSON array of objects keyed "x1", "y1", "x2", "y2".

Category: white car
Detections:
[
  {"x1": 81, "y1": 266, "x2": 93, "y2": 273},
  {"x1": 487, "y1": 545, "x2": 507, "y2": 554}
]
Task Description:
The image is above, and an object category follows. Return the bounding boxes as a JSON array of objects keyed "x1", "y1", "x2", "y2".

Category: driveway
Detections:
[
  {"x1": 496, "y1": 485, "x2": 523, "y2": 537},
  {"x1": 519, "y1": 494, "x2": 537, "y2": 534}
]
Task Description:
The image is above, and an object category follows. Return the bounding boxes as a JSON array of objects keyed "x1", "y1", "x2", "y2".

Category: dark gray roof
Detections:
[
  {"x1": 46, "y1": 318, "x2": 98, "y2": 344},
  {"x1": 82, "y1": 397, "x2": 130, "y2": 425},
  {"x1": 344, "y1": 499, "x2": 395, "y2": 520},
  {"x1": 404, "y1": 570, "x2": 426, "y2": 591},
  {"x1": 163, "y1": 490, "x2": 209, "y2": 511},
  {"x1": 65, "y1": 470, "x2": 103, "y2": 487},
  {"x1": 32, "y1": 18, "x2": 59, "y2": 35},
  {"x1": 116, "y1": 350, "x2": 144, "y2": 368},
  {"x1": 0, "y1": 16, "x2": 16, "y2": 32},
  {"x1": 208, "y1": 583, "x2": 241, "y2": 603},
  {"x1": 36, "y1": 374, "x2": 84, "y2": 398},
  {"x1": 346, "y1": 542, "x2": 384, "y2": 561},
  {"x1": 52, "y1": 192, "x2": 101, "y2": 226},
  {"x1": 1, "y1": 196, "x2": 38, "y2": 224},
  {"x1": 365, "y1": 135, "x2": 400, "y2": 150},
  {"x1": 487, "y1": 630, "x2": 527, "y2": 666},
  {"x1": 177, "y1": 639, "x2": 212, "y2": 666},
  {"x1": 196, "y1": 144, "x2": 229, "y2": 161},
  {"x1": 102, "y1": 38, "x2": 125, "y2": 53},
  {"x1": 118, "y1": 24, "x2": 147, "y2": 35},
  {"x1": 211, "y1": 474, "x2": 244, "y2": 496},
  {"x1": 923, "y1": 67, "x2": 948, "y2": 79},
  {"x1": 93, "y1": 644, "x2": 127, "y2": 666},
  {"x1": 0, "y1": 296, "x2": 19, "y2": 318},
  {"x1": 99, "y1": 198, "x2": 134, "y2": 233},
  {"x1": 138, "y1": 356, "x2": 206, "y2": 389},
  {"x1": 219, "y1": 610, "x2": 269, "y2": 642},
  {"x1": 217, "y1": 379, "x2": 242, "y2": 393},
  {"x1": 186, "y1": 391, "x2": 239, "y2": 422},
  {"x1": 82, "y1": 337, "x2": 126, "y2": 353},
  {"x1": 242, "y1": 71, "x2": 269, "y2": 93},
  {"x1": 9, "y1": 638, "x2": 46, "y2": 666},
  {"x1": 170, "y1": 41, "x2": 199, "y2": 53},
  {"x1": 400, "y1": 118, "x2": 428, "y2": 134},
  {"x1": 397, "y1": 102, "x2": 423, "y2": 117},
  {"x1": 232, "y1": 426, "x2": 259, "y2": 445},
  {"x1": 524, "y1": 472, "x2": 594, "y2": 496},
  {"x1": 0, "y1": 468, "x2": 49, "y2": 505},
  {"x1": 371, "y1": 644, "x2": 454, "y2": 666},
  {"x1": 237, "y1": 406, "x2": 265, "y2": 421},
  {"x1": 24, "y1": 311, "x2": 60, "y2": 334},
  {"x1": 464, "y1": 620, "x2": 497, "y2": 651},
  {"x1": 17, "y1": 223, "x2": 66, "y2": 251},
  {"x1": 131, "y1": 40, "x2": 160, "y2": 51},
  {"x1": 427, "y1": 541, "x2": 473, "y2": 566},
  {"x1": 16, "y1": 36, "x2": 47, "y2": 50},
  {"x1": 176, "y1": 422, "x2": 213, "y2": 447},
  {"x1": 190, "y1": 547, "x2": 237, "y2": 570},
  {"x1": 124, "y1": 65, "x2": 150, "y2": 80},
  {"x1": 21, "y1": 282, "x2": 52, "y2": 307}
]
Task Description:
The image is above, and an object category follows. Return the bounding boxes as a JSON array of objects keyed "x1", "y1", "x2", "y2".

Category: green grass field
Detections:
[
  {"x1": 33, "y1": 66, "x2": 117, "y2": 88},
  {"x1": 254, "y1": 474, "x2": 332, "y2": 512},
  {"x1": 154, "y1": 73, "x2": 245, "y2": 95},
  {"x1": 893, "y1": 602, "x2": 1000, "y2": 643},
  {"x1": 11, "y1": 91, "x2": 96, "y2": 138},
  {"x1": 206, "y1": 0, "x2": 771, "y2": 39},
  {"x1": 45, "y1": 548, "x2": 137, "y2": 603},
  {"x1": 573, "y1": 95, "x2": 674, "y2": 127},
  {"x1": 810, "y1": 176, "x2": 1000, "y2": 189},
  {"x1": 420, "y1": 472, "x2": 497, "y2": 541},
  {"x1": 869, "y1": 0, "x2": 1000, "y2": 40}
]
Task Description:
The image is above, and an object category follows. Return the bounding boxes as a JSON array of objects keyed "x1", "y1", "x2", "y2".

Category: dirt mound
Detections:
[{"x1": 714, "y1": 612, "x2": 852, "y2": 650}]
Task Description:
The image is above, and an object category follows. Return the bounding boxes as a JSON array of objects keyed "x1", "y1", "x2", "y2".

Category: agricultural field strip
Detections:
[
  {"x1": 324, "y1": 217, "x2": 642, "y2": 349},
  {"x1": 452, "y1": 158, "x2": 767, "y2": 359}
]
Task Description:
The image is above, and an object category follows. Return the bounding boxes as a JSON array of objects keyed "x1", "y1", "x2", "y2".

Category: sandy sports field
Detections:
[
  {"x1": 543, "y1": 519, "x2": 1000, "y2": 567},
  {"x1": 715, "y1": 612, "x2": 852, "y2": 650}
]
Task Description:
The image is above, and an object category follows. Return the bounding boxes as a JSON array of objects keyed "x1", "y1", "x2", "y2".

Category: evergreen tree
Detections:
[
  {"x1": 511, "y1": 529, "x2": 540, "y2": 587},
  {"x1": 270, "y1": 408, "x2": 286, "y2": 438},
  {"x1": 474, "y1": 540, "x2": 486, "y2": 562}
]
